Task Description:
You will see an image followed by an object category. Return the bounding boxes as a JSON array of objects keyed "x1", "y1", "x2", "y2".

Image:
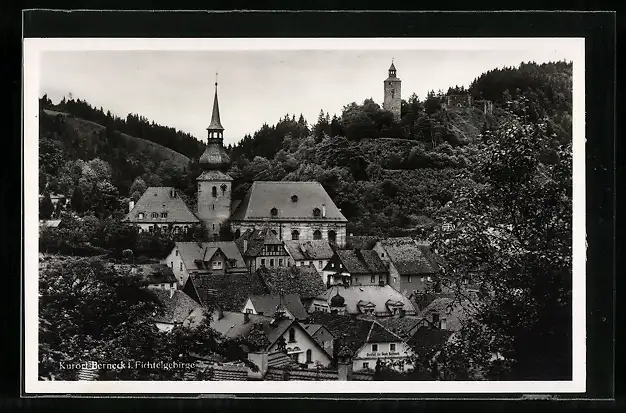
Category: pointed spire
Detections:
[
  {"x1": 389, "y1": 59, "x2": 396, "y2": 72},
  {"x1": 207, "y1": 76, "x2": 224, "y2": 132}
]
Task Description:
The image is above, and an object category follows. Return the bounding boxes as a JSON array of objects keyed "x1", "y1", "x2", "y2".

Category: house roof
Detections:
[
  {"x1": 256, "y1": 266, "x2": 326, "y2": 299},
  {"x1": 418, "y1": 297, "x2": 468, "y2": 332},
  {"x1": 345, "y1": 236, "x2": 380, "y2": 250},
  {"x1": 235, "y1": 227, "x2": 285, "y2": 257},
  {"x1": 378, "y1": 317, "x2": 422, "y2": 340},
  {"x1": 197, "y1": 170, "x2": 233, "y2": 181},
  {"x1": 268, "y1": 351, "x2": 300, "y2": 368},
  {"x1": 230, "y1": 181, "x2": 348, "y2": 222},
  {"x1": 407, "y1": 326, "x2": 454, "y2": 357},
  {"x1": 302, "y1": 324, "x2": 323, "y2": 336},
  {"x1": 150, "y1": 289, "x2": 203, "y2": 324},
  {"x1": 187, "y1": 271, "x2": 267, "y2": 311},
  {"x1": 133, "y1": 263, "x2": 177, "y2": 285},
  {"x1": 209, "y1": 309, "x2": 272, "y2": 339},
  {"x1": 284, "y1": 240, "x2": 335, "y2": 261},
  {"x1": 175, "y1": 242, "x2": 246, "y2": 272},
  {"x1": 316, "y1": 285, "x2": 418, "y2": 316},
  {"x1": 306, "y1": 312, "x2": 374, "y2": 354},
  {"x1": 377, "y1": 237, "x2": 440, "y2": 276},
  {"x1": 365, "y1": 321, "x2": 404, "y2": 343},
  {"x1": 247, "y1": 294, "x2": 309, "y2": 321},
  {"x1": 125, "y1": 187, "x2": 200, "y2": 224},
  {"x1": 334, "y1": 249, "x2": 388, "y2": 275}
]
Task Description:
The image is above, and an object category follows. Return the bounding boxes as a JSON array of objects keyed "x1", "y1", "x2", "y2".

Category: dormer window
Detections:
[
  {"x1": 270, "y1": 207, "x2": 278, "y2": 217},
  {"x1": 151, "y1": 212, "x2": 158, "y2": 218},
  {"x1": 291, "y1": 230, "x2": 299, "y2": 241},
  {"x1": 291, "y1": 195, "x2": 298, "y2": 203},
  {"x1": 161, "y1": 212, "x2": 168, "y2": 218},
  {"x1": 138, "y1": 213, "x2": 144, "y2": 219},
  {"x1": 312, "y1": 208, "x2": 321, "y2": 217}
]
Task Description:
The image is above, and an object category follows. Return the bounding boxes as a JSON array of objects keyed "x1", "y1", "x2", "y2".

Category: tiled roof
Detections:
[
  {"x1": 248, "y1": 294, "x2": 309, "y2": 320},
  {"x1": 407, "y1": 326, "x2": 453, "y2": 357},
  {"x1": 335, "y1": 249, "x2": 388, "y2": 275},
  {"x1": 197, "y1": 170, "x2": 233, "y2": 181},
  {"x1": 187, "y1": 271, "x2": 267, "y2": 311},
  {"x1": 235, "y1": 227, "x2": 284, "y2": 258},
  {"x1": 306, "y1": 312, "x2": 373, "y2": 354},
  {"x1": 208, "y1": 363, "x2": 248, "y2": 380},
  {"x1": 256, "y1": 266, "x2": 326, "y2": 299},
  {"x1": 284, "y1": 240, "x2": 335, "y2": 261},
  {"x1": 134, "y1": 263, "x2": 177, "y2": 285},
  {"x1": 302, "y1": 324, "x2": 323, "y2": 336},
  {"x1": 125, "y1": 187, "x2": 200, "y2": 224},
  {"x1": 378, "y1": 317, "x2": 422, "y2": 340},
  {"x1": 345, "y1": 236, "x2": 380, "y2": 250},
  {"x1": 230, "y1": 181, "x2": 348, "y2": 222},
  {"x1": 418, "y1": 297, "x2": 468, "y2": 332},
  {"x1": 365, "y1": 321, "x2": 404, "y2": 343},
  {"x1": 378, "y1": 237, "x2": 440, "y2": 275},
  {"x1": 150, "y1": 289, "x2": 203, "y2": 324},
  {"x1": 316, "y1": 285, "x2": 418, "y2": 316},
  {"x1": 175, "y1": 242, "x2": 246, "y2": 272},
  {"x1": 268, "y1": 351, "x2": 300, "y2": 368},
  {"x1": 413, "y1": 292, "x2": 456, "y2": 312},
  {"x1": 210, "y1": 310, "x2": 272, "y2": 339}
]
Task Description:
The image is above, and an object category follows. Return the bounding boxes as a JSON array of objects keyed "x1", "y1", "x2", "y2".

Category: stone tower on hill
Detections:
[
  {"x1": 196, "y1": 79, "x2": 233, "y2": 240},
  {"x1": 383, "y1": 61, "x2": 401, "y2": 121}
]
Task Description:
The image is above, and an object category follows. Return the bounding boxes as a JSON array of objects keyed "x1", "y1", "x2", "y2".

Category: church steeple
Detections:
[
  {"x1": 207, "y1": 77, "x2": 224, "y2": 133},
  {"x1": 199, "y1": 77, "x2": 230, "y2": 171}
]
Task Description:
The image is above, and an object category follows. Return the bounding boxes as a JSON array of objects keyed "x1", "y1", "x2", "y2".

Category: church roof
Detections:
[
  {"x1": 284, "y1": 240, "x2": 335, "y2": 261},
  {"x1": 197, "y1": 170, "x2": 233, "y2": 181},
  {"x1": 389, "y1": 62, "x2": 396, "y2": 71},
  {"x1": 125, "y1": 187, "x2": 200, "y2": 224},
  {"x1": 230, "y1": 181, "x2": 347, "y2": 222},
  {"x1": 207, "y1": 86, "x2": 224, "y2": 131},
  {"x1": 199, "y1": 140, "x2": 231, "y2": 171}
]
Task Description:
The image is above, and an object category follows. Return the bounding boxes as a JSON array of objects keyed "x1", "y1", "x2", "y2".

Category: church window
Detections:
[
  {"x1": 151, "y1": 212, "x2": 158, "y2": 218},
  {"x1": 270, "y1": 207, "x2": 278, "y2": 217},
  {"x1": 212, "y1": 186, "x2": 217, "y2": 197},
  {"x1": 313, "y1": 208, "x2": 321, "y2": 217},
  {"x1": 328, "y1": 230, "x2": 337, "y2": 243},
  {"x1": 161, "y1": 212, "x2": 168, "y2": 218},
  {"x1": 291, "y1": 195, "x2": 298, "y2": 203},
  {"x1": 313, "y1": 230, "x2": 322, "y2": 240},
  {"x1": 291, "y1": 230, "x2": 299, "y2": 240}
]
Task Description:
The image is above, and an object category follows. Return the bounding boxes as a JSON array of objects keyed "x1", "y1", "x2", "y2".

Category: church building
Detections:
[
  {"x1": 383, "y1": 61, "x2": 401, "y2": 121},
  {"x1": 128, "y1": 78, "x2": 348, "y2": 247}
]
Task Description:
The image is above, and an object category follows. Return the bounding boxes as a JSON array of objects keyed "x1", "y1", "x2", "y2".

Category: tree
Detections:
[
  {"x1": 429, "y1": 107, "x2": 572, "y2": 380},
  {"x1": 70, "y1": 186, "x2": 85, "y2": 214},
  {"x1": 39, "y1": 193, "x2": 54, "y2": 220}
]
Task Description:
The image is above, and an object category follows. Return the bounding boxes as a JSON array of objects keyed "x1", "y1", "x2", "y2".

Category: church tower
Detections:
[
  {"x1": 197, "y1": 78, "x2": 233, "y2": 240},
  {"x1": 383, "y1": 61, "x2": 401, "y2": 121}
]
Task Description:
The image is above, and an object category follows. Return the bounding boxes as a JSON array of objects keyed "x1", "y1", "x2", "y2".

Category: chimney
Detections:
[
  {"x1": 128, "y1": 200, "x2": 135, "y2": 213},
  {"x1": 322, "y1": 204, "x2": 326, "y2": 218},
  {"x1": 247, "y1": 350, "x2": 269, "y2": 380}
]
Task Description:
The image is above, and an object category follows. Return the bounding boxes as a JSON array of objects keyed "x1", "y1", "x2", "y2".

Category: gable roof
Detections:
[
  {"x1": 378, "y1": 317, "x2": 422, "y2": 340},
  {"x1": 230, "y1": 181, "x2": 347, "y2": 222},
  {"x1": 365, "y1": 321, "x2": 405, "y2": 343},
  {"x1": 334, "y1": 249, "x2": 388, "y2": 275},
  {"x1": 418, "y1": 297, "x2": 468, "y2": 332},
  {"x1": 316, "y1": 285, "x2": 417, "y2": 316},
  {"x1": 125, "y1": 187, "x2": 199, "y2": 223},
  {"x1": 175, "y1": 242, "x2": 246, "y2": 272},
  {"x1": 256, "y1": 266, "x2": 326, "y2": 299},
  {"x1": 150, "y1": 289, "x2": 203, "y2": 324},
  {"x1": 377, "y1": 238, "x2": 440, "y2": 275},
  {"x1": 247, "y1": 294, "x2": 309, "y2": 320},
  {"x1": 187, "y1": 271, "x2": 267, "y2": 311},
  {"x1": 133, "y1": 264, "x2": 178, "y2": 285},
  {"x1": 210, "y1": 310, "x2": 272, "y2": 339},
  {"x1": 306, "y1": 312, "x2": 374, "y2": 354},
  {"x1": 235, "y1": 227, "x2": 285, "y2": 257},
  {"x1": 284, "y1": 240, "x2": 335, "y2": 261}
]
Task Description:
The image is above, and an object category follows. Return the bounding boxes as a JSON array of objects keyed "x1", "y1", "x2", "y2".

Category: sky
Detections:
[{"x1": 40, "y1": 48, "x2": 576, "y2": 146}]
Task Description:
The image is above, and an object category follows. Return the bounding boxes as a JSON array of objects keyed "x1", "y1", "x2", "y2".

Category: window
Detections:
[
  {"x1": 363, "y1": 362, "x2": 370, "y2": 369},
  {"x1": 290, "y1": 353, "x2": 299, "y2": 363},
  {"x1": 151, "y1": 212, "x2": 158, "y2": 218},
  {"x1": 319, "y1": 260, "x2": 323, "y2": 269},
  {"x1": 261, "y1": 259, "x2": 266, "y2": 267},
  {"x1": 371, "y1": 275, "x2": 375, "y2": 283},
  {"x1": 328, "y1": 230, "x2": 336, "y2": 243},
  {"x1": 393, "y1": 277, "x2": 397, "y2": 283},
  {"x1": 300, "y1": 261, "x2": 304, "y2": 266},
  {"x1": 212, "y1": 261, "x2": 222, "y2": 270},
  {"x1": 355, "y1": 277, "x2": 358, "y2": 284},
  {"x1": 270, "y1": 259, "x2": 275, "y2": 267},
  {"x1": 246, "y1": 308, "x2": 253, "y2": 314},
  {"x1": 313, "y1": 208, "x2": 321, "y2": 217},
  {"x1": 270, "y1": 207, "x2": 278, "y2": 217},
  {"x1": 306, "y1": 349, "x2": 312, "y2": 363},
  {"x1": 408, "y1": 276, "x2": 412, "y2": 283},
  {"x1": 279, "y1": 258, "x2": 284, "y2": 267},
  {"x1": 313, "y1": 230, "x2": 322, "y2": 240},
  {"x1": 138, "y1": 213, "x2": 144, "y2": 219},
  {"x1": 381, "y1": 253, "x2": 385, "y2": 258},
  {"x1": 432, "y1": 314, "x2": 440, "y2": 325},
  {"x1": 212, "y1": 186, "x2": 217, "y2": 197},
  {"x1": 179, "y1": 262, "x2": 183, "y2": 271},
  {"x1": 390, "y1": 344, "x2": 396, "y2": 351},
  {"x1": 288, "y1": 328, "x2": 296, "y2": 342},
  {"x1": 291, "y1": 230, "x2": 299, "y2": 240},
  {"x1": 291, "y1": 195, "x2": 298, "y2": 203},
  {"x1": 161, "y1": 212, "x2": 168, "y2": 218},
  {"x1": 212, "y1": 204, "x2": 215, "y2": 210},
  {"x1": 372, "y1": 344, "x2": 378, "y2": 352},
  {"x1": 235, "y1": 229, "x2": 241, "y2": 239},
  {"x1": 170, "y1": 261, "x2": 173, "y2": 269},
  {"x1": 220, "y1": 184, "x2": 227, "y2": 194}
]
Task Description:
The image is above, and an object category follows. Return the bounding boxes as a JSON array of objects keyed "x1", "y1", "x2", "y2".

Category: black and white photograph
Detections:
[{"x1": 23, "y1": 37, "x2": 586, "y2": 394}]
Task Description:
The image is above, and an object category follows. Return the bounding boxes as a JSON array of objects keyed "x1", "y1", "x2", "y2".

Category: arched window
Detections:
[
  {"x1": 212, "y1": 186, "x2": 217, "y2": 197},
  {"x1": 151, "y1": 212, "x2": 158, "y2": 218},
  {"x1": 270, "y1": 207, "x2": 278, "y2": 217},
  {"x1": 313, "y1": 230, "x2": 322, "y2": 240},
  {"x1": 291, "y1": 230, "x2": 299, "y2": 240},
  {"x1": 306, "y1": 349, "x2": 312, "y2": 363},
  {"x1": 328, "y1": 230, "x2": 337, "y2": 243},
  {"x1": 291, "y1": 195, "x2": 298, "y2": 203},
  {"x1": 288, "y1": 328, "x2": 296, "y2": 342},
  {"x1": 312, "y1": 208, "x2": 321, "y2": 217}
]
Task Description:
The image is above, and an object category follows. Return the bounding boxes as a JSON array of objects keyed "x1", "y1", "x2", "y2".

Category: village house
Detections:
[
  {"x1": 209, "y1": 308, "x2": 333, "y2": 368},
  {"x1": 309, "y1": 284, "x2": 417, "y2": 317},
  {"x1": 373, "y1": 238, "x2": 442, "y2": 297},
  {"x1": 255, "y1": 265, "x2": 327, "y2": 308},
  {"x1": 284, "y1": 239, "x2": 335, "y2": 274},
  {"x1": 150, "y1": 288, "x2": 204, "y2": 332},
  {"x1": 415, "y1": 296, "x2": 468, "y2": 332},
  {"x1": 162, "y1": 241, "x2": 247, "y2": 287},
  {"x1": 235, "y1": 227, "x2": 291, "y2": 271},
  {"x1": 322, "y1": 249, "x2": 388, "y2": 288},
  {"x1": 242, "y1": 293, "x2": 309, "y2": 321},
  {"x1": 125, "y1": 187, "x2": 200, "y2": 234},
  {"x1": 302, "y1": 324, "x2": 335, "y2": 358},
  {"x1": 131, "y1": 263, "x2": 178, "y2": 291}
]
